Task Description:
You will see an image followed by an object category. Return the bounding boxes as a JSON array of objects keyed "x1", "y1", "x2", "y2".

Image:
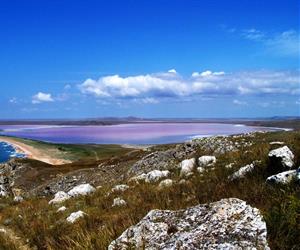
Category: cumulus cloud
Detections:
[
  {"x1": 32, "y1": 92, "x2": 54, "y2": 104},
  {"x1": 168, "y1": 69, "x2": 177, "y2": 74},
  {"x1": 78, "y1": 70, "x2": 299, "y2": 102}
]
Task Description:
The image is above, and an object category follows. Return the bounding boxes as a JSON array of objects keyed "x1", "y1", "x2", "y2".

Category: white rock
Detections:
[
  {"x1": 198, "y1": 155, "x2": 216, "y2": 167},
  {"x1": 49, "y1": 191, "x2": 71, "y2": 204},
  {"x1": 133, "y1": 170, "x2": 170, "y2": 183},
  {"x1": 13, "y1": 196, "x2": 24, "y2": 202},
  {"x1": 112, "y1": 184, "x2": 130, "y2": 193},
  {"x1": 108, "y1": 198, "x2": 269, "y2": 250},
  {"x1": 269, "y1": 141, "x2": 285, "y2": 145},
  {"x1": 57, "y1": 206, "x2": 67, "y2": 212},
  {"x1": 145, "y1": 170, "x2": 170, "y2": 183},
  {"x1": 179, "y1": 158, "x2": 196, "y2": 177},
  {"x1": 158, "y1": 179, "x2": 173, "y2": 189},
  {"x1": 229, "y1": 163, "x2": 255, "y2": 180},
  {"x1": 67, "y1": 184, "x2": 96, "y2": 197},
  {"x1": 225, "y1": 163, "x2": 234, "y2": 169},
  {"x1": 178, "y1": 179, "x2": 187, "y2": 185},
  {"x1": 197, "y1": 166, "x2": 205, "y2": 173},
  {"x1": 268, "y1": 146, "x2": 294, "y2": 169},
  {"x1": 130, "y1": 173, "x2": 147, "y2": 183},
  {"x1": 267, "y1": 170, "x2": 297, "y2": 184},
  {"x1": 66, "y1": 210, "x2": 86, "y2": 223},
  {"x1": 0, "y1": 185, "x2": 8, "y2": 197},
  {"x1": 112, "y1": 197, "x2": 127, "y2": 207}
]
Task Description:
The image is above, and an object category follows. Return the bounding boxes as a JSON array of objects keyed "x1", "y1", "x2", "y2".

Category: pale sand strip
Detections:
[{"x1": 0, "y1": 136, "x2": 71, "y2": 165}]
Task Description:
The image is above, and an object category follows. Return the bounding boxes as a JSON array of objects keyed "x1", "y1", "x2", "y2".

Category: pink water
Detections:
[{"x1": 0, "y1": 123, "x2": 275, "y2": 144}]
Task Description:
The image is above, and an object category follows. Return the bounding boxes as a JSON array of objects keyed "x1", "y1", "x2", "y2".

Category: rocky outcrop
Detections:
[
  {"x1": 109, "y1": 198, "x2": 269, "y2": 250},
  {"x1": 268, "y1": 146, "x2": 294, "y2": 172},
  {"x1": 267, "y1": 170, "x2": 297, "y2": 184}
]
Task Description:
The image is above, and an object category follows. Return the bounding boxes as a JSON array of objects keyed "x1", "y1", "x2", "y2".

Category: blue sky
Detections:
[{"x1": 0, "y1": 0, "x2": 299, "y2": 119}]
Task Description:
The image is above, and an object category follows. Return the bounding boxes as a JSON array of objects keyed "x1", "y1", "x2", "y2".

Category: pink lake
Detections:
[{"x1": 0, "y1": 123, "x2": 277, "y2": 145}]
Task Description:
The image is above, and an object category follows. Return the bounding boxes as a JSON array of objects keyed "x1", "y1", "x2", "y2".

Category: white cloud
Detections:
[
  {"x1": 242, "y1": 28, "x2": 265, "y2": 41},
  {"x1": 233, "y1": 99, "x2": 248, "y2": 106},
  {"x1": 140, "y1": 98, "x2": 159, "y2": 104},
  {"x1": 64, "y1": 84, "x2": 71, "y2": 90},
  {"x1": 168, "y1": 69, "x2": 177, "y2": 74},
  {"x1": 78, "y1": 70, "x2": 300, "y2": 102},
  {"x1": 242, "y1": 28, "x2": 299, "y2": 57},
  {"x1": 9, "y1": 97, "x2": 18, "y2": 104},
  {"x1": 265, "y1": 30, "x2": 300, "y2": 57},
  {"x1": 32, "y1": 92, "x2": 54, "y2": 104}
]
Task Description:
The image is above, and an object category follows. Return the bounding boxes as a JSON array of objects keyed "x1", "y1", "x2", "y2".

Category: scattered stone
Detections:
[
  {"x1": 145, "y1": 170, "x2": 170, "y2": 183},
  {"x1": 179, "y1": 158, "x2": 196, "y2": 177},
  {"x1": 268, "y1": 146, "x2": 294, "y2": 171},
  {"x1": 67, "y1": 183, "x2": 96, "y2": 197},
  {"x1": 132, "y1": 170, "x2": 170, "y2": 183},
  {"x1": 158, "y1": 179, "x2": 173, "y2": 189},
  {"x1": 0, "y1": 184, "x2": 8, "y2": 197},
  {"x1": 112, "y1": 184, "x2": 130, "y2": 193},
  {"x1": 108, "y1": 198, "x2": 269, "y2": 250},
  {"x1": 198, "y1": 155, "x2": 216, "y2": 167},
  {"x1": 225, "y1": 163, "x2": 234, "y2": 169},
  {"x1": 49, "y1": 191, "x2": 71, "y2": 204},
  {"x1": 267, "y1": 170, "x2": 297, "y2": 184},
  {"x1": 297, "y1": 167, "x2": 300, "y2": 181},
  {"x1": 13, "y1": 196, "x2": 24, "y2": 202},
  {"x1": 57, "y1": 206, "x2": 67, "y2": 212},
  {"x1": 112, "y1": 197, "x2": 127, "y2": 207},
  {"x1": 178, "y1": 179, "x2": 187, "y2": 185},
  {"x1": 269, "y1": 141, "x2": 285, "y2": 145},
  {"x1": 130, "y1": 173, "x2": 147, "y2": 183},
  {"x1": 229, "y1": 163, "x2": 255, "y2": 180},
  {"x1": 66, "y1": 210, "x2": 86, "y2": 223}
]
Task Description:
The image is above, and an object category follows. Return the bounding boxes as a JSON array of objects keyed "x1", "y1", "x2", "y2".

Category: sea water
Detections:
[{"x1": 0, "y1": 141, "x2": 25, "y2": 163}]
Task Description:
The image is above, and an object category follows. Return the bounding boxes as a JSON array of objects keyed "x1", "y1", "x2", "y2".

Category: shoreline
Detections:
[{"x1": 0, "y1": 136, "x2": 71, "y2": 165}]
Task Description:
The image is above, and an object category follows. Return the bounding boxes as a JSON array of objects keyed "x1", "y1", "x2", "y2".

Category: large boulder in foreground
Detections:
[
  {"x1": 108, "y1": 198, "x2": 269, "y2": 250},
  {"x1": 268, "y1": 146, "x2": 294, "y2": 172}
]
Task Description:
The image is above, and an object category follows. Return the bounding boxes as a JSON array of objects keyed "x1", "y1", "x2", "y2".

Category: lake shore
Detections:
[{"x1": 0, "y1": 136, "x2": 71, "y2": 165}]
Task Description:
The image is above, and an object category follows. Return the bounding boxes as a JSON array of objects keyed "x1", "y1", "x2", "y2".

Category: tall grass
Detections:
[{"x1": 0, "y1": 131, "x2": 299, "y2": 249}]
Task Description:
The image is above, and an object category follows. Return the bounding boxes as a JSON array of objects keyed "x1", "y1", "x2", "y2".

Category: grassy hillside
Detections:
[{"x1": 0, "y1": 130, "x2": 299, "y2": 249}]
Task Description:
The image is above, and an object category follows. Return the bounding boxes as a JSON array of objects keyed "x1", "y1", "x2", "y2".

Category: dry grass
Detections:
[{"x1": 0, "y1": 131, "x2": 299, "y2": 249}]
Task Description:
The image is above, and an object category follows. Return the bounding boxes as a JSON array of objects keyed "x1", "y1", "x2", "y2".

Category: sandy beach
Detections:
[{"x1": 0, "y1": 136, "x2": 71, "y2": 165}]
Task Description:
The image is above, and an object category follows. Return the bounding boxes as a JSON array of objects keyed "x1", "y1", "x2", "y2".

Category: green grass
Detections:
[{"x1": 1, "y1": 135, "x2": 134, "y2": 162}]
